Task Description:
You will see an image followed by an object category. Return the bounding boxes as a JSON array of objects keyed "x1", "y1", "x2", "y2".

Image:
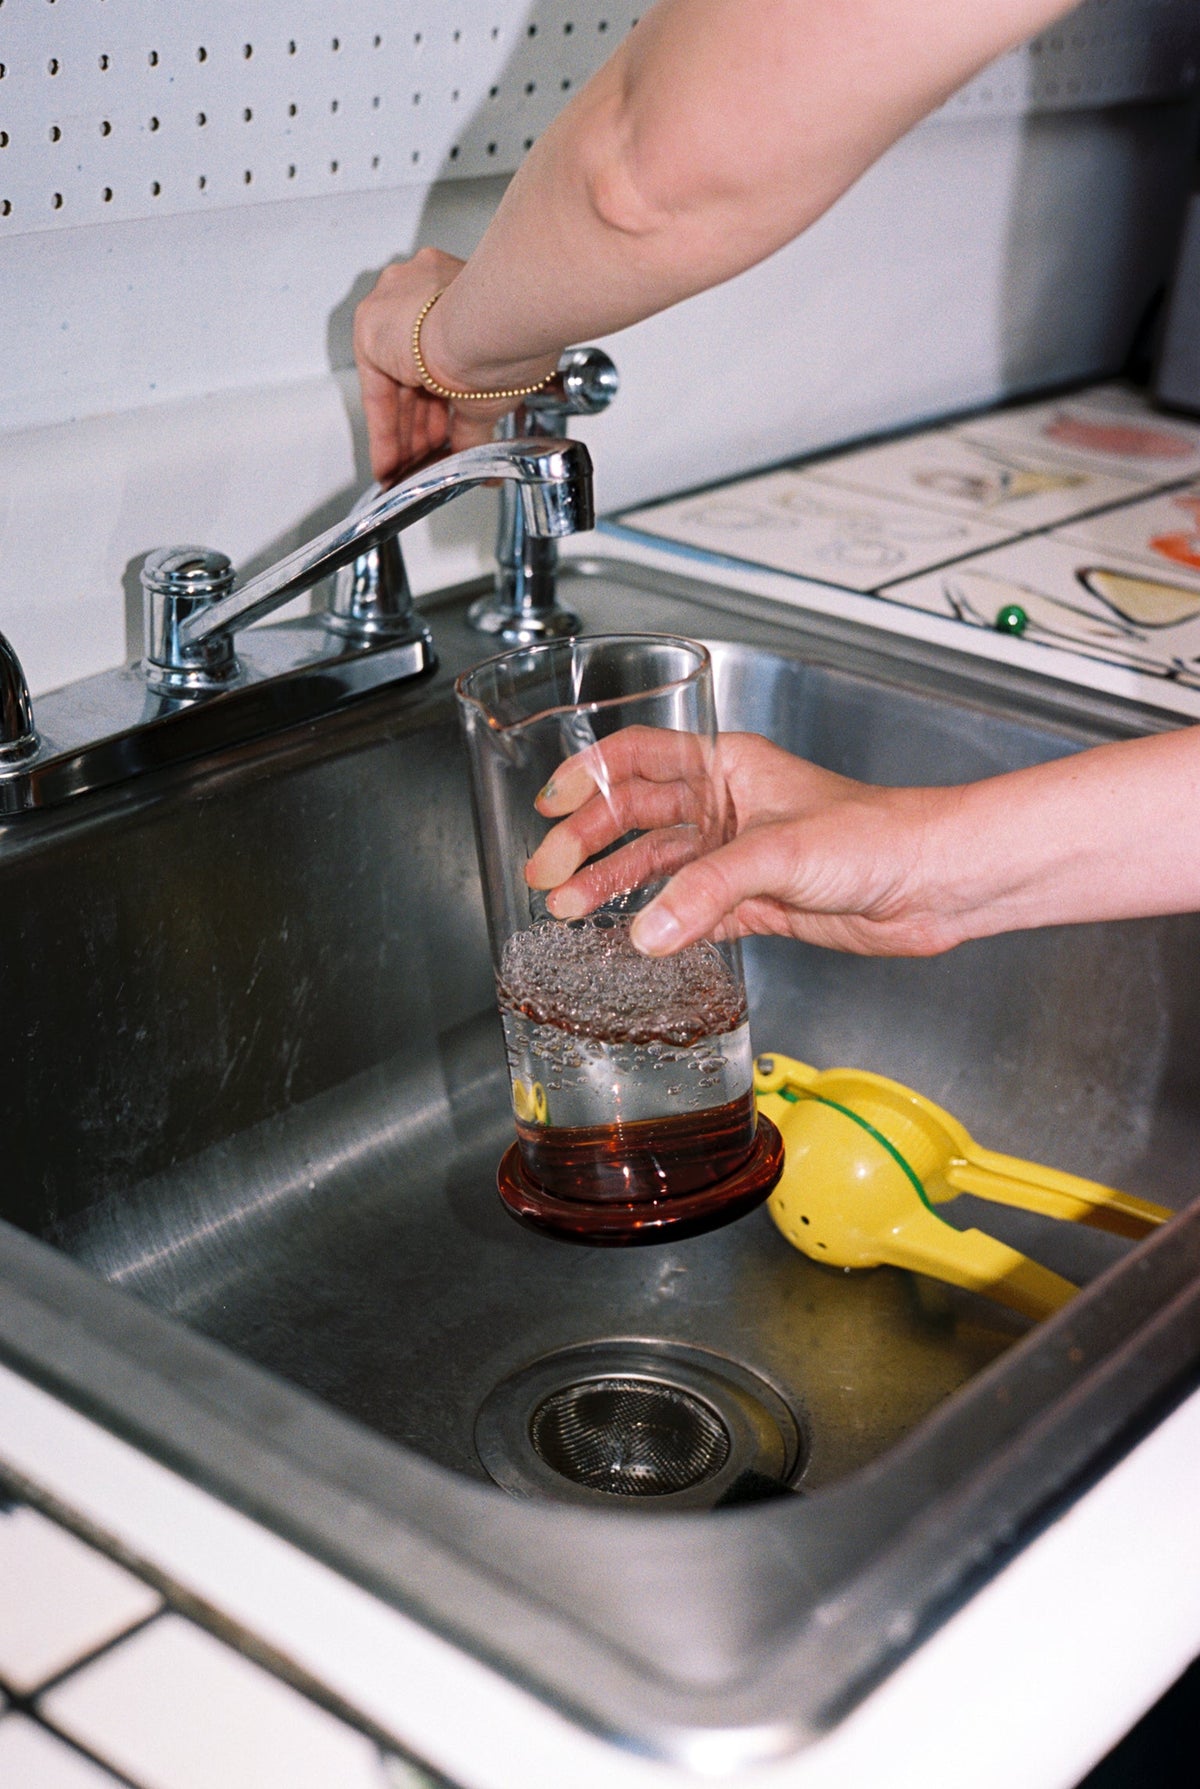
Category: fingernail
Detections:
[
  {"x1": 547, "y1": 887, "x2": 587, "y2": 920},
  {"x1": 630, "y1": 905, "x2": 682, "y2": 955},
  {"x1": 537, "y1": 778, "x2": 556, "y2": 804}
]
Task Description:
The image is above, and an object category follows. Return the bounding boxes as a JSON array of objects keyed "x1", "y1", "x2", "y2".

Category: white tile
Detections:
[
  {"x1": 803, "y1": 425, "x2": 1145, "y2": 532},
  {"x1": 0, "y1": 1506, "x2": 161, "y2": 1695},
  {"x1": 1053, "y1": 483, "x2": 1200, "y2": 583},
  {"x1": 882, "y1": 534, "x2": 1200, "y2": 681},
  {"x1": 621, "y1": 467, "x2": 1011, "y2": 592},
  {"x1": 0, "y1": 1714, "x2": 125, "y2": 1789},
  {"x1": 957, "y1": 390, "x2": 1200, "y2": 484},
  {"x1": 42, "y1": 1616, "x2": 388, "y2": 1789}
]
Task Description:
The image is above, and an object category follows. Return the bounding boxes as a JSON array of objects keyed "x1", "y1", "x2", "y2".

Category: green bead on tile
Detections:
[{"x1": 994, "y1": 602, "x2": 1028, "y2": 636}]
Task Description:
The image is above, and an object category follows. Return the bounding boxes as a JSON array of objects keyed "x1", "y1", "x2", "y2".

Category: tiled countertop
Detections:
[{"x1": 0, "y1": 1499, "x2": 433, "y2": 1789}]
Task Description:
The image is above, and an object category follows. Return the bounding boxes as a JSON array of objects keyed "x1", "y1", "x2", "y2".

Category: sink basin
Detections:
[{"x1": 3, "y1": 557, "x2": 1199, "y2": 1766}]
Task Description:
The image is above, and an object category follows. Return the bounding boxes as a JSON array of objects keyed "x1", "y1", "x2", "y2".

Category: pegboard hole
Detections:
[
  {"x1": 146, "y1": 51, "x2": 156, "y2": 67},
  {"x1": 243, "y1": 107, "x2": 252, "y2": 121},
  {"x1": 288, "y1": 102, "x2": 297, "y2": 116},
  {"x1": 49, "y1": 125, "x2": 61, "y2": 142},
  {"x1": 47, "y1": 57, "x2": 60, "y2": 75},
  {"x1": 331, "y1": 98, "x2": 339, "y2": 112},
  {"x1": 196, "y1": 111, "x2": 207, "y2": 126},
  {"x1": 100, "y1": 119, "x2": 112, "y2": 135},
  {"x1": 330, "y1": 158, "x2": 339, "y2": 173},
  {"x1": 151, "y1": 181, "x2": 161, "y2": 196},
  {"x1": 0, "y1": 202, "x2": 9, "y2": 218},
  {"x1": 196, "y1": 46, "x2": 207, "y2": 63},
  {"x1": 287, "y1": 163, "x2": 296, "y2": 178},
  {"x1": 242, "y1": 43, "x2": 253, "y2": 59},
  {"x1": 0, "y1": 132, "x2": 8, "y2": 148},
  {"x1": 51, "y1": 192, "x2": 62, "y2": 208},
  {"x1": 149, "y1": 115, "x2": 159, "y2": 131},
  {"x1": 198, "y1": 174, "x2": 207, "y2": 191},
  {"x1": 288, "y1": 40, "x2": 297, "y2": 55},
  {"x1": 101, "y1": 186, "x2": 112, "y2": 202},
  {"x1": 331, "y1": 37, "x2": 341, "y2": 52}
]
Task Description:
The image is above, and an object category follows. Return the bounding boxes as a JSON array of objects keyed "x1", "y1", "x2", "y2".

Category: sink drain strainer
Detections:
[
  {"x1": 530, "y1": 1377, "x2": 731, "y2": 1496},
  {"x1": 475, "y1": 1342, "x2": 804, "y2": 1509}
]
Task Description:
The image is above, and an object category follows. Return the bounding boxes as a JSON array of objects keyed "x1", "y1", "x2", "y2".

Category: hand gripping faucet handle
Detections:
[{"x1": 470, "y1": 347, "x2": 618, "y2": 645}]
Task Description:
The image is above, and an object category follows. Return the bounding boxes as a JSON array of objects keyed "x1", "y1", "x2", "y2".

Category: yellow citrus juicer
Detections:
[{"x1": 754, "y1": 1053, "x2": 1172, "y2": 1322}]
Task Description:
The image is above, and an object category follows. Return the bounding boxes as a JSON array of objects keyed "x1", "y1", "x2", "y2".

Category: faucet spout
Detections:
[{"x1": 175, "y1": 437, "x2": 593, "y2": 658}]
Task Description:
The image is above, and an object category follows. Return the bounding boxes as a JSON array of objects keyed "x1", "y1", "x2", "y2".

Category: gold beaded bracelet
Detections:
[{"x1": 410, "y1": 290, "x2": 556, "y2": 404}]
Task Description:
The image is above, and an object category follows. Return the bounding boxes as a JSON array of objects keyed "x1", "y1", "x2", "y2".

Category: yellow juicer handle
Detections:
[
  {"x1": 938, "y1": 1148, "x2": 1171, "y2": 1238},
  {"x1": 880, "y1": 1203, "x2": 1077, "y2": 1323}
]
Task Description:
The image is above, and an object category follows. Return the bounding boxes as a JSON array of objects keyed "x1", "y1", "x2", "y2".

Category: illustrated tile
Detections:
[
  {"x1": 882, "y1": 534, "x2": 1200, "y2": 682},
  {"x1": 957, "y1": 389, "x2": 1200, "y2": 484},
  {"x1": 1053, "y1": 483, "x2": 1200, "y2": 584},
  {"x1": 803, "y1": 425, "x2": 1146, "y2": 532},
  {"x1": 620, "y1": 469, "x2": 1012, "y2": 592},
  {"x1": 42, "y1": 1615, "x2": 388, "y2": 1789},
  {"x1": 0, "y1": 1715, "x2": 126, "y2": 1788},
  {"x1": 0, "y1": 1505, "x2": 161, "y2": 1695}
]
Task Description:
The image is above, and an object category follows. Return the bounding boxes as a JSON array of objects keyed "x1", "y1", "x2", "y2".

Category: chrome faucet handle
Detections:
[
  {"x1": 0, "y1": 630, "x2": 38, "y2": 768},
  {"x1": 326, "y1": 483, "x2": 435, "y2": 669},
  {"x1": 141, "y1": 436, "x2": 593, "y2": 696},
  {"x1": 525, "y1": 346, "x2": 620, "y2": 426},
  {"x1": 470, "y1": 347, "x2": 618, "y2": 646}
]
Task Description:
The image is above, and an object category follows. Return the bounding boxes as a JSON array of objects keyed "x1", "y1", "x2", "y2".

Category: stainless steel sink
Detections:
[{"x1": 3, "y1": 557, "x2": 1199, "y2": 1767}]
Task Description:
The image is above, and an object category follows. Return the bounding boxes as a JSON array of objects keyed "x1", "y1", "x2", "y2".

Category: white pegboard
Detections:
[
  {"x1": 938, "y1": 0, "x2": 1199, "y2": 119},
  {"x1": 0, "y1": 0, "x2": 640, "y2": 237},
  {"x1": 1, "y1": 0, "x2": 1196, "y2": 240}
]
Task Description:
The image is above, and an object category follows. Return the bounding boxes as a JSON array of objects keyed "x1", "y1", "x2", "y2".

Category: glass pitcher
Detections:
[{"x1": 455, "y1": 634, "x2": 783, "y2": 1244}]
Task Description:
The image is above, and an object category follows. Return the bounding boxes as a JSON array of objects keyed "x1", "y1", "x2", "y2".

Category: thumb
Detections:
[{"x1": 630, "y1": 835, "x2": 771, "y2": 956}]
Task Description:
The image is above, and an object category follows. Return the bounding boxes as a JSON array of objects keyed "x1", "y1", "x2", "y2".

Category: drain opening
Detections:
[
  {"x1": 530, "y1": 1377, "x2": 730, "y2": 1497},
  {"x1": 475, "y1": 1341, "x2": 805, "y2": 1508}
]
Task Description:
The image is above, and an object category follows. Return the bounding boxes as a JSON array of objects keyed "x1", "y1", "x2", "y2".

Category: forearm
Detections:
[
  {"x1": 930, "y1": 727, "x2": 1200, "y2": 945},
  {"x1": 425, "y1": 0, "x2": 1081, "y2": 386}
]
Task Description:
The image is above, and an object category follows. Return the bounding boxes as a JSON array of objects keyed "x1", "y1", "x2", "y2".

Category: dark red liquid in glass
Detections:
[
  {"x1": 497, "y1": 1099, "x2": 785, "y2": 1246},
  {"x1": 516, "y1": 1088, "x2": 758, "y2": 1203}
]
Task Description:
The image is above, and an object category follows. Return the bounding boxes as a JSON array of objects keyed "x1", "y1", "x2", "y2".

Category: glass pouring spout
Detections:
[{"x1": 144, "y1": 437, "x2": 595, "y2": 694}]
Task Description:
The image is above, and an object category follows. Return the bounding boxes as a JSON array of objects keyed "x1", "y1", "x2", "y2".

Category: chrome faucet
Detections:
[
  {"x1": 469, "y1": 348, "x2": 618, "y2": 645},
  {"x1": 0, "y1": 435, "x2": 594, "y2": 815},
  {"x1": 143, "y1": 437, "x2": 594, "y2": 694}
]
